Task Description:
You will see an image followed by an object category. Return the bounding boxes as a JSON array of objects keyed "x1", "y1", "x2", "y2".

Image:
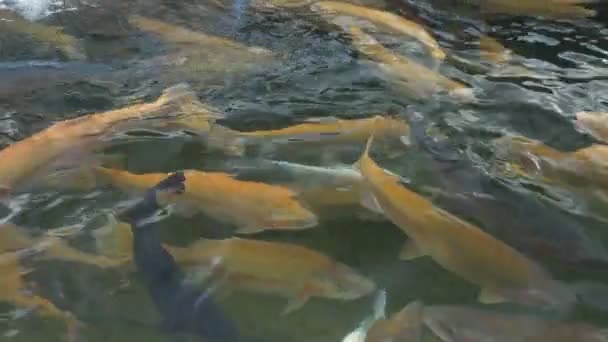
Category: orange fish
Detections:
[
  {"x1": 94, "y1": 167, "x2": 318, "y2": 234},
  {"x1": 348, "y1": 27, "x2": 474, "y2": 102},
  {"x1": 310, "y1": 1, "x2": 446, "y2": 61},
  {"x1": 0, "y1": 83, "x2": 222, "y2": 197},
  {"x1": 93, "y1": 217, "x2": 375, "y2": 314},
  {"x1": 355, "y1": 129, "x2": 575, "y2": 310}
]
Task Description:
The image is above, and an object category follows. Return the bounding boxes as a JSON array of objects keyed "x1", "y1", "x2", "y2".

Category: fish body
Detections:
[
  {"x1": 356, "y1": 133, "x2": 575, "y2": 309},
  {"x1": 0, "y1": 10, "x2": 85, "y2": 59},
  {"x1": 0, "y1": 83, "x2": 218, "y2": 195},
  {"x1": 475, "y1": 0, "x2": 597, "y2": 19},
  {"x1": 348, "y1": 27, "x2": 473, "y2": 102},
  {"x1": 95, "y1": 167, "x2": 318, "y2": 234},
  {"x1": 310, "y1": 1, "x2": 446, "y2": 60},
  {"x1": 168, "y1": 237, "x2": 376, "y2": 313},
  {"x1": 240, "y1": 115, "x2": 410, "y2": 148},
  {"x1": 494, "y1": 135, "x2": 608, "y2": 190},
  {"x1": 576, "y1": 111, "x2": 608, "y2": 144},
  {"x1": 364, "y1": 301, "x2": 608, "y2": 342},
  {"x1": 128, "y1": 15, "x2": 271, "y2": 56},
  {"x1": 479, "y1": 34, "x2": 512, "y2": 64}
]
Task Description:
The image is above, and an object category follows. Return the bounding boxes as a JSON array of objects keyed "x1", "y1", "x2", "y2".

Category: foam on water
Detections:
[{"x1": 0, "y1": 0, "x2": 74, "y2": 20}]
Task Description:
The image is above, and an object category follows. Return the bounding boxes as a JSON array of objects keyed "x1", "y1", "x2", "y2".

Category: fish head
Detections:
[{"x1": 322, "y1": 263, "x2": 376, "y2": 300}]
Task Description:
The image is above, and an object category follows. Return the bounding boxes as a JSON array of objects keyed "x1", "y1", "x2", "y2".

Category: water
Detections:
[{"x1": 1, "y1": 0, "x2": 608, "y2": 341}]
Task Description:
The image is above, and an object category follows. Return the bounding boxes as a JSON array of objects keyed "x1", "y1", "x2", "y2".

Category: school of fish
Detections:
[{"x1": 1, "y1": 0, "x2": 607, "y2": 341}]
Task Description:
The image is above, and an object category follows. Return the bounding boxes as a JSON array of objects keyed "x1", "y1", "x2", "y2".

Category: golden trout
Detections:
[
  {"x1": 0, "y1": 83, "x2": 220, "y2": 196},
  {"x1": 577, "y1": 111, "x2": 608, "y2": 144},
  {"x1": 0, "y1": 10, "x2": 85, "y2": 60},
  {"x1": 493, "y1": 135, "x2": 608, "y2": 190},
  {"x1": 355, "y1": 130, "x2": 575, "y2": 310},
  {"x1": 93, "y1": 218, "x2": 375, "y2": 314},
  {"x1": 348, "y1": 27, "x2": 473, "y2": 102},
  {"x1": 0, "y1": 251, "x2": 80, "y2": 341},
  {"x1": 310, "y1": 1, "x2": 446, "y2": 61},
  {"x1": 94, "y1": 167, "x2": 318, "y2": 234}
]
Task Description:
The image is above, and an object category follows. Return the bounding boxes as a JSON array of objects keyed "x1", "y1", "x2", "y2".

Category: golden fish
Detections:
[
  {"x1": 576, "y1": 111, "x2": 608, "y2": 144},
  {"x1": 368, "y1": 300, "x2": 608, "y2": 342},
  {"x1": 475, "y1": 0, "x2": 597, "y2": 19},
  {"x1": 94, "y1": 167, "x2": 318, "y2": 234},
  {"x1": 0, "y1": 251, "x2": 80, "y2": 341},
  {"x1": 93, "y1": 218, "x2": 375, "y2": 314},
  {"x1": 0, "y1": 10, "x2": 85, "y2": 60},
  {"x1": 239, "y1": 115, "x2": 410, "y2": 149},
  {"x1": 348, "y1": 27, "x2": 473, "y2": 102},
  {"x1": 493, "y1": 135, "x2": 608, "y2": 190},
  {"x1": 310, "y1": 1, "x2": 446, "y2": 61},
  {"x1": 0, "y1": 223, "x2": 120, "y2": 268},
  {"x1": 479, "y1": 34, "x2": 512, "y2": 64},
  {"x1": 0, "y1": 83, "x2": 220, "y2": 196},
  {"x1": 355, "y1": 130, "x2": 575, "y2": 309},
  {"x1": 128, "y1": 15, "x2": 271, "y2": 56}
]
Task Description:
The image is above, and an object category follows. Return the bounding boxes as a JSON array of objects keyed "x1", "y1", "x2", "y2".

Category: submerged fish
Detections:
[
  {"x1": 493, "y1": 135, "x2": 608, "y2": 191},
  {"x1": 0, "y1": 10, "x2": 85, "y2": 60},
  {"x1": 93, "y1": 218, "x2": 375, "y2": 314},
  {"x1": 239, "y1": 115, "x2": 410, "y2": 151},
  {"x1": 363, "y1": 299, "x2": 608, "y2": 342},
  {"x1": 479, "y1": 34, "x2": 512, "y2": 64},
  {"x1": 355, "y1": 129, "x2": 576, "y2": 310},
  {"x1": 472, "y1": 0, "x2": 597, "y2": 19},
  {"x1": 310, "y1": 1, "x2": 446, "y2": 61},
  {"x1": 0, "y1": 83, "x2": 220, "y2": 196},
  {"x1": 169, "y1": 237, "x2": 376, "y2": 314},
  {"x1": 94, "y1": 167, "x2": 318, "y2": 234},
  {"x1": 0, "y1": 251, "x2": 80, "y2": 341},
  {"x1": 576, "y1": 111, "x2": 608, "y2": 144},
  {"x1": 128, "y1": 15, "x2": 271, "y2": 57},
  {"x1": 348, "y1": 27, "x2": 473, "y2": 102}
]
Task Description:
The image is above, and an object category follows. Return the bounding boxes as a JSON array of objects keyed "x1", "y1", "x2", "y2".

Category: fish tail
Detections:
[
  {"x1": 354, "y1": 118, "x2": 378, "y2": 169},
  {"x1": 159, "y1": 83, "x2": 226, "y2": 121}
]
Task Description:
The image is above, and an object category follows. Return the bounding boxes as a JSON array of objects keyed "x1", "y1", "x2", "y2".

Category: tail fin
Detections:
[
  {"x1": 342, "y1": 290, "x2": 387, "y2": 342},
  {"x1": 354, "y1": 118, "x2": 378, "y2": 170},
  {"x1": 158, "y1": 83, "x2": 226, "y2": 121}
]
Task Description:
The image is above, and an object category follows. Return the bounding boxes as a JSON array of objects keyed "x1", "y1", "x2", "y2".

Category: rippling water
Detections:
[{"x1": 2, "y1": 0, "x2": 608, "y2": 341}]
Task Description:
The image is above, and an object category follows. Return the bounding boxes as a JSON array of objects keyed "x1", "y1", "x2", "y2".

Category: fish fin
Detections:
[
  {"x1": 478, "y1": 288, "x2": 507, "y2": 304},
  {"x1": 173, "y1": 201, "x2": 199, "y2": 218},
  {"x1": 353, "y1": 117, "x2": 379, "y2": 170},
  {"x1": 372, "y1": 289, "x2": 388, "y2": 320},
  {"x1": 360, "y1": 191, "x2": 383, "y2": 214},
  {"x1": 399, "y1": 240, "x2": 426, "y2": 260},
  {"x1": 44, "y1": 224, "x2": 84, "y2": 238},
  {"x1": 234, "y1": 225, "x2": 266, "y2": 235},
  {"x1": 282, "y1": 294, "x2": 311, "y2": 315},
  {"x1": 206, "y1": 124, "x2": 247, "y2": 157},
  {"x1": 302, "y1": 116, "x2": 340, "y2": 124}
]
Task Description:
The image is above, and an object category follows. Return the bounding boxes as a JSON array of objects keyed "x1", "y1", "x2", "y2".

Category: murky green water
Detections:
[{"x1": 2, "y1": 0, "x2": 608, "y2": 341}]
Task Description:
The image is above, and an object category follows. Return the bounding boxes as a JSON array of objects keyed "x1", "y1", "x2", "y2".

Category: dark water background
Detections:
[{"x1": 2, "y1": 0, "x2": 608, "y2": 341}]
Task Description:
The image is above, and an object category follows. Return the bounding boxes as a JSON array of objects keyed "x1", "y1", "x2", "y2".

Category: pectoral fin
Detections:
[
  {"x1": 234, "y1": 225, "x2": 266, "y2": 235},
  {"x1": 478, "y1": 288, "x2": 507, "y2": 304},
  {"x1": 360, "y1": 191, "x2": 383, "y2": 214},
  {"x1": 282, "y1": 294, "x2": 311, "y2": 315},
  {"x1": 399, "y1": 240, "x2": 427, "y2": 260}
]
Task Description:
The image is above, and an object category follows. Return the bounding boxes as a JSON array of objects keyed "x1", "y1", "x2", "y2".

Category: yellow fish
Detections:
[
  {"x1": 348, "y1": 27, "x2": 474, "y2": 102},
  {"x1": 310, "y1": 1, "x2": 446, "y2": 61},
  {"x1": 0, "y1": 83, "x2": 220, "y2": 196},
  {"x1": 94, "y1": 217, "x2": 375, "y2": 314},
  {"x1": 475, "y1": 0, "x2": 597, "y2": 19},
  {"x1": 0, "y1": 10, "x2": 85, "y2": 60},
  {"x1": 128, "y1": 15, "x2": 271, "y2": 56},
  {"x1": 493, "y1": 134, "x2": 608, "y2": 190},
  {"x1": 94, "y1": 167, "x2": 318, "y2": 234},
  {"x1": 479, "y1": 34, "x2": 512, "y2": 64},
  {"x1": 366, "y1": 300, "x2": 608, "y2": 342},
  {"x1": 355, "y1": 129, "x2": 575, "y2": 310},
  {"x1": 239, "y1": 115, "x2": 410, "y2": 149},
  {"x1": 0, "y1": 252, "x2": 80, "y2": 341},
  {"x1": 576, "y1": 111, "x2": 608, "y2": 144}
]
